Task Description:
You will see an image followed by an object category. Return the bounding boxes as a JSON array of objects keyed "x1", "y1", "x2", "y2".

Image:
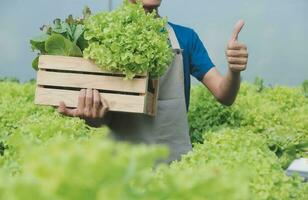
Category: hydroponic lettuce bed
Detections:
[{"x1": 0, "y1": 79, "x2": 307, "y2": 200}]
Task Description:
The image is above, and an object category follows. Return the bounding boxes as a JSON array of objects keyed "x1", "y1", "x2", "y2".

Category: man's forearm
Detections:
[
  {"x1": 217, "y1": 19, "x2": 247, "y2": 106},
  {"x1": 201, "y1": 20, "x2": 247, "y2": 106},
  {"x1": 218, "y1": 69, "x2": 241, "y2": 106}
]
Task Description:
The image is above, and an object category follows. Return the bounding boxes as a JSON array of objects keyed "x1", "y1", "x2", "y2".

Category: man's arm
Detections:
[
  {"x1": 202, "y1": 68, "x2": 241, "y2": 106},
  {"x1": 202, "y1": 20, "x2": 248, "y2": 106}
]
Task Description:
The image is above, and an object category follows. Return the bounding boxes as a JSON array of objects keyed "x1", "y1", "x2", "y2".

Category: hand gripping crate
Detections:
[{"x1": 35, "y1": 55, "x2": 159, "y2": 116}]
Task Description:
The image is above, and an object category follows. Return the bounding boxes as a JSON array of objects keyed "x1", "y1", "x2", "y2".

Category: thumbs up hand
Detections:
[{"x1": 226, "y1": 20, "x2": 248, "y2": 73}]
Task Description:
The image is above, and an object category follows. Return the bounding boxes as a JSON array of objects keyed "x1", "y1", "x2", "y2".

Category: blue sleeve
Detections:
[{"x1": 189, "y1": 30, "x2": 215, "y2": 81}]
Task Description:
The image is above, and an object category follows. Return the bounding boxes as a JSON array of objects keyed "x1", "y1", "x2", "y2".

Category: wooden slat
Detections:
[
  {"x1": 146, "y1": 92, "x2": 154, "y2": 116},
  {"x1": 145, "y1": 79, "x2": 159, "y2": 116},
  {"x1": 35, "y1": 87, "x2": 145, "y2": 113},
  {"x1": 37, "y1": 70, "x2": 147, "y2": 93},
  {"x1": 38, "y1": 55, "x2": 147, "y2": 76}
]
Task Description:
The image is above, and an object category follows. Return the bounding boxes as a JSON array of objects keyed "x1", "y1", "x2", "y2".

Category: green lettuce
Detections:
[
  {"x1": 45, "y1": 34, "x2": 83, "y2": 57},
  {"x1": 0, "y1": 81, "x2": 307, "y2": 200},
  {"x1": 83, "y1": 0, "x2": 174, "y2": 79},
  {"x1": 30, "y1": 7, "x2": 91, "y2": 70}
]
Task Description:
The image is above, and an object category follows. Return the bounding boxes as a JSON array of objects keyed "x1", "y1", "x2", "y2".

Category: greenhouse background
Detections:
[
  {"x1": 0, "y1": 0, "x2": 307, "y2": 85},
  {"x1": 0, "y1": 0, "x2": 307, "y2": 199}
]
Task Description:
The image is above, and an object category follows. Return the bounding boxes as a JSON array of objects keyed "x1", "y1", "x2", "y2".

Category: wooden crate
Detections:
[{"x1": 35, "y1": 55, "x2": 159, "y2": 116}]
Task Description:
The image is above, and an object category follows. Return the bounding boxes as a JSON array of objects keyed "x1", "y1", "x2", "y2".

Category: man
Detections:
[{"x1": 58, "y1": 0, "x2": 248, "y2": 163}]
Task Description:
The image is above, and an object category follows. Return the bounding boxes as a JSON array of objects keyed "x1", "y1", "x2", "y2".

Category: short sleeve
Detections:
[{"x1": 189, "y1": 30, "x2": 215, "y2": 81}]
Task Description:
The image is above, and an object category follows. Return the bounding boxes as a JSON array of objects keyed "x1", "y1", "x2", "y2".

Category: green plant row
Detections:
[
  {"x1": 0, "y1": 80, "x2": 307, "y2": 199},
  {"x1": 188, "y1": 79, "x2": 308, "y2": 168}
]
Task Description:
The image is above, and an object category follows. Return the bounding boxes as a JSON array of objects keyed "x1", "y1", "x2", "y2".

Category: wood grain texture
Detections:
[
  {"x1": 37, "y1": 70, "x2": 147, "y2": 93},
  {"x1": 38, "y1": 55, "x2": 147, "y2": 76},
  {"x1": 147, "y1": 79, "x2": 159, "y2": 116},
  {"x1": 35, "y1": 55, "x2": 157, "y2": 115},
  {"x1": 35, "y1": 87, "x2": 145, "y2": 113}
]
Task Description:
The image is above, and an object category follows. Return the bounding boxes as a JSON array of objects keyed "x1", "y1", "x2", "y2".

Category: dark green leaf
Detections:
[
  {"x1": 77, "y1": 33, "x2": 88, "y2": 51},
  {"x1": 45, "y1": 34, "x2": 82, "y2": 57},
  {"x1": 72, "y1": 24, "x2": 84, "y2": 43},
  {"x1": 30, "y1": 34, "x2": 49, "y2": 53},
  {"x1": 32, "y1": 56, "x2": 39, "y2": 71}
]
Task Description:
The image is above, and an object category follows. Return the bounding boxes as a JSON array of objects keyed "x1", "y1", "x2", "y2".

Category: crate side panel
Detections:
[
  {"x1": 37, "y1": 70, "x2": 147, "y2": 93},
  {"x1": 38, "y1": 55, "x2": 147, "y2": 76},
  {"x1": 35, "y1": 87, "x2": 145, "y2": 113},
  {"x1": 145, "y1": 79, "x2": 159, "y2": 116}
]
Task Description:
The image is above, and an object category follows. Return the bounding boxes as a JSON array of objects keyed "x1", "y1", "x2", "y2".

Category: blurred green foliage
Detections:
[{"x1": 0, "y1": 80, "x2": 307, "y2": 199}]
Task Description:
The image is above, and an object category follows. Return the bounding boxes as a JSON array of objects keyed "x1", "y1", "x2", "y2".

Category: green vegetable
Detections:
[
  {"x1": 0, "y1": 80, "x2": 307, "y2": 199},
  {"x1": 45, "y1": 34, "x2": 82, "y2": 57},
  {"x1": 188, "y1": 85, "x2": 243, "y2": 144},
  {"x1": 302, "y1": 80, "x2": 308, "y2": 97},
  {"x1": 30, "y1": 34, "x2": 49, "y2": 53},
  {"x1": 189, "y1": 83, "x2": 308, "y2": 168},
  {"x1": 175, "y1": 129, "x2": 307, "y2": 200},
  {"x1": 31, "y1": 56, "x2": 39, "y2": 70},
  {"x1": 254, "y1": 76, "x2": 265, "y2": 92},
  {"x1": 83, "y1": 0, "x2": 174, "y2": 79},
  {"x1": 30, "y1": 7, "x2": 91, "y2": 70},
  {"x1": 0, "y1": 142, "x2": 5, "y2": 156}
]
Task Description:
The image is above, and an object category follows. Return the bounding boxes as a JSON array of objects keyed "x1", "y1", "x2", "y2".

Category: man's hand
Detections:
[
  {"x1": 226, "y1": 20, "x2": 248, "y2": 73},
  {"x1": 202, "y1": 19, "x2": 249, "y2": 106},
  {"x1": 58, "y1": 89, "x2": 109, "y2": 126}
]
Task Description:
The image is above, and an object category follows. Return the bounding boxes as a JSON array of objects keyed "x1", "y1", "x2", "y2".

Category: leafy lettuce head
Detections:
[{"x1": 83, "y1": 0, "x2": 174, "y2": 79}]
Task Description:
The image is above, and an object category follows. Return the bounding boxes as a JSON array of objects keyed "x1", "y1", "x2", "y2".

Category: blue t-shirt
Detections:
[{"x1": 169, "y1": 22, "x2": 215, "y2": 110}]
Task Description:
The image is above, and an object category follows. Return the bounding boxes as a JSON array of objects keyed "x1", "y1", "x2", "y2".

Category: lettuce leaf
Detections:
[
  {"x1": 83, "y1": 0, "x2": 174, "y2": 79},
  {"x1": 32, "y1": 56, "x2": 39, "y2": 70},
  {"x1": 45, "y1": 34, "x2": 82, "y2": 57},
  {"x1": 30, "y1": 34, "x2": 49, "y2": 53},
  {"x1": 30, "y1": 7, "x2": 90, "y2": 70}
]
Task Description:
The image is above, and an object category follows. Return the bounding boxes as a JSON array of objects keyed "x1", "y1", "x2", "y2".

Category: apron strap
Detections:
[{"x1": 167, "y1": 24, "x2": 181, "y2": 50}]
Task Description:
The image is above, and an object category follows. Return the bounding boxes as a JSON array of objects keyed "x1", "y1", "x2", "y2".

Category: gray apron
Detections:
[{"x1": 108, "y1": 25, "x2": 192, "y2": 163}]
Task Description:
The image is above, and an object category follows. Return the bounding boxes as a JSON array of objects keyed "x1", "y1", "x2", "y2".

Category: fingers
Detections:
[
  {"x1": 226, "y1": 50, "x2": 248, "y2": 58},
  {"x1": 226, "y1": 35, "x2": 248, "y2": 72},
  {"x1": 99, "y1": 96, "x2": 110, "y2": 118},
  {"x1": 91, "y1": 90, "x2": 110, "y2": 119},
  {"x1": 61, "y1": 89, "x2": 110, "y2": 120},
  {"x1": 227, "y1": 42, "x2": 247, "y2": 50},
  {"x1": 230, "y1": 19, "x2": 245, "y2": 42},
  {"x1": 84, "y1": 89, "x2": 93, "y2": 118},
  {"x1": 92, "y1": 90, "x2": 101, "y2": 118},
  {"x1": 58, "y1": 101, "x2": 75, "y2": 117},
  {"x1": 227, "y1": 57, "x2": 248, "y2": 65},
  {"x1": 229, "y1": 64, "x2": 247, "y2": 72},
  {"x1": 76, "y1": 89, "x2": 86, "y2": 117}
]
